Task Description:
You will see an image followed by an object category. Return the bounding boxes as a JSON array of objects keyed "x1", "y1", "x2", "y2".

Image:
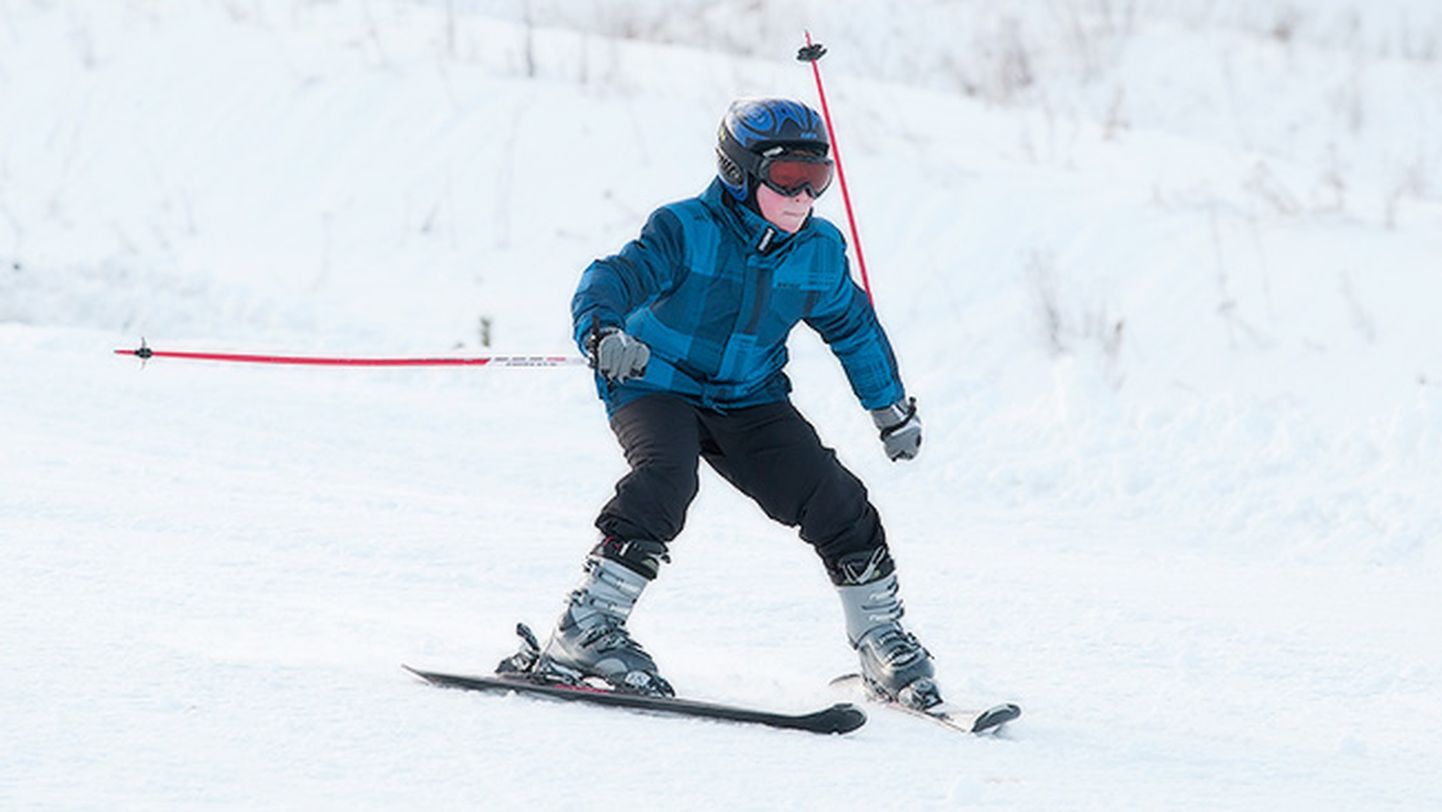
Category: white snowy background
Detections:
[{"x1": 3, "y1": 0, "x2": 1440, "y2": 808}]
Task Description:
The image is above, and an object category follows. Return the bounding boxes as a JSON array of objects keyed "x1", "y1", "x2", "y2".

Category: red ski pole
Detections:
[
  {"x1": 797, "y1": 32, "x2": 874, "y2": 305},
  {"x1": 114, "y1": 340, "x2": 586, "y2": 368}
]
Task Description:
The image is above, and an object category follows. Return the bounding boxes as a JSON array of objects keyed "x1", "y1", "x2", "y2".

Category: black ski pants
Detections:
[{"x1": 595, "y1": 394, "x2": 888, "y2": 582}]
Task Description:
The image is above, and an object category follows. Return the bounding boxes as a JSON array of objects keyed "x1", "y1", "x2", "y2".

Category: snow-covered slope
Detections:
[{"x1": 3, "y1": 1, "x2": 1439, "y2": 808}]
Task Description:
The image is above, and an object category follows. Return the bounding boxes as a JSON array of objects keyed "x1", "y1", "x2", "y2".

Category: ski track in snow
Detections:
[{"x1": 3, "y1": 2, "x2": 1441, "y2": 809}]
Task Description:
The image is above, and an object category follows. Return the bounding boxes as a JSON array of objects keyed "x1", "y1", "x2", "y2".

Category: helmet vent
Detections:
[{"x1": 716, "y1": 148, "x2": 745, "y2": 186}]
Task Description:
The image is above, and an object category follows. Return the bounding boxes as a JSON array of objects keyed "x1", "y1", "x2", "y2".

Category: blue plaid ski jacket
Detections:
[{"x1": 572, "y1": 179, "x2": 906, "y2": 415}]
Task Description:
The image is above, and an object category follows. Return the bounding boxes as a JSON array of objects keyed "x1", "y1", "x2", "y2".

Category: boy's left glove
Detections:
[
  {"x1": 586, "y1": 326, "x2": 651, "y2": 383},
  {"x1": 870, "y1": 397, "x2": 922, "y2": 461}
]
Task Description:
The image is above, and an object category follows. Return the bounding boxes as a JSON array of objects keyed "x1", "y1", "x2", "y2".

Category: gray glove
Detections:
[
  {"x1": 870, "y1": 397, "x2": 922, "y2": 461},
  {"x1": 587, "y1": 327, "x2": 651, "y2": 383}
]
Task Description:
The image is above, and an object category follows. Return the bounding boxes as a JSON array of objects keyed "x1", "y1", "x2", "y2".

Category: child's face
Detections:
[{"x1": 755, "y1": 183, "x2": 816, "y2": 234}]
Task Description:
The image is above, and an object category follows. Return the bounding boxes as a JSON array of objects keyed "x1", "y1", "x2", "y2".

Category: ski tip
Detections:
[
  {"x1": 816, "y1": 702, "x2": 868, "y2": 734},
  {"x1": 971, "y1": 703, "x2": 1022, "y2": 734}
]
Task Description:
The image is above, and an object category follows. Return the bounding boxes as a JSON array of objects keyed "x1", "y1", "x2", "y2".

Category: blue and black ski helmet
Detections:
[{"x1": 716, "y1": 98, "x2": 830, "y2": 203}]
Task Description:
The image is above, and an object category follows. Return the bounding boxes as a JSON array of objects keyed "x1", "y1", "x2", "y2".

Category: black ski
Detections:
[
  {"x1": 830, "y1": 673, "x2": 1020, "y2": 734},
  {"x1": 406, "y1": 666, "x2": 867, "y2": 735}
]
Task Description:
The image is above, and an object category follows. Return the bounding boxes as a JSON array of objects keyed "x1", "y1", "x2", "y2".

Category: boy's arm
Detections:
[{"x1": 571, "y1": 208, "x2": 686, "y2": 352}]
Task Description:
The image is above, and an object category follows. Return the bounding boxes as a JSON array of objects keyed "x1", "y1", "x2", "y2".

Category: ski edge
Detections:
[{"x1": 405, "y1": 665, "x2": 867, "y2": 735}]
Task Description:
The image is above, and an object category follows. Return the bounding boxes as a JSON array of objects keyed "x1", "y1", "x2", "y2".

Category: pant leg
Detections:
[
  {"x1": 595, "y1": 395, "x2": 703, "y2": 547},
  {"x1": 699, "y1": 401, "x2": 893, "y2": 584}
]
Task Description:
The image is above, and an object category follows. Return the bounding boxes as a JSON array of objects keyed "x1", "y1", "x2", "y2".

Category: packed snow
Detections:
[{"x1": 2, "y1": 1, "x2": 1440, "y2": 808}]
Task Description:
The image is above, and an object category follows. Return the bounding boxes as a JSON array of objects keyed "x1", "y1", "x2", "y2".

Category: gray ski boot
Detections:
[
  {"x1": 532, "y1": 550, "x2": 674, "y2": 697},
  {"x1": 837, "y1": 569, "x2": 941, "y2": 710}
]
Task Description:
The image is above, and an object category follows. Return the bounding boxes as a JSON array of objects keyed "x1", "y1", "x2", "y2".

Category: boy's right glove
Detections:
[
  {"x1": 870, "y1": 397, "x2": 922, "y2": 461},
  {"x1": 587, "y1": 327, "x2": 651, "y2": 384}
]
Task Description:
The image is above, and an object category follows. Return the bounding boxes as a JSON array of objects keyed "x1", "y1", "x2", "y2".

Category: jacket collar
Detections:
[{"x1": 699, "y1": 179, "x2": 809, "y2": 255}]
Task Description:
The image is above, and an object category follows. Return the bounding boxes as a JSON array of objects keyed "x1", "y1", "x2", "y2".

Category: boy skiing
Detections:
[{"x1": 518, "y1": 98, "x2": 939, "y2": 710}]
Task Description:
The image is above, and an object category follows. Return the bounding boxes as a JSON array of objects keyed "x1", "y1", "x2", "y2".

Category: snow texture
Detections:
[{"x1": 2, "y1": 1, "x2": 1440, "y2": 809}]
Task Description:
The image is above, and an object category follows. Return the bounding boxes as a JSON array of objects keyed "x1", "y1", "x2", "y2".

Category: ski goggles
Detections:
[{"x1": 756, "y1": 152, "x2": 834, "y2": 198}]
